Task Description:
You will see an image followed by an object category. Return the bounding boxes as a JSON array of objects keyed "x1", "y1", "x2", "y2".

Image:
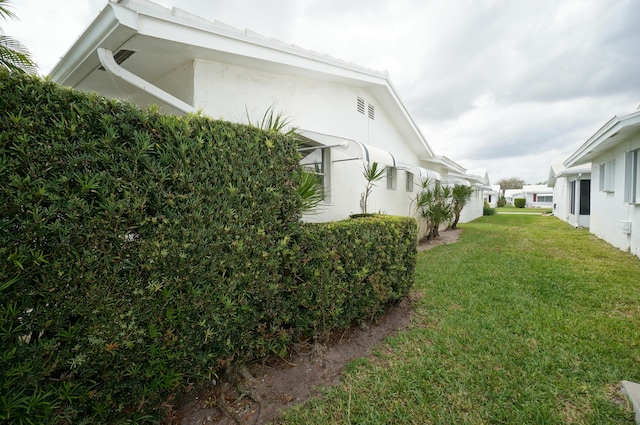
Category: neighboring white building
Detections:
[
  {"x1": 504, "y1": 189, "x2": 525, "y2": 205},
  {"x1": 563, "y1": 107, "x2": 640, "y2": 258},
  {"x1": 50, "y1": 0, "x2": 487, "y2": 228},
  {"x1": 462, "y1": 169, "x2": 492, "y2": 219},
  {"x1": 484, "y1": 185, "x2": 501, "y2": 208},
  {"x1": 522, "y1": 185, "x2": 554, "y2": 209},
  {"x1": 548, "y1": 164, "x2": 591, "y2": 228},
  {"x1": 503, "y1": 186, "x2": 553, "y2": 208}
]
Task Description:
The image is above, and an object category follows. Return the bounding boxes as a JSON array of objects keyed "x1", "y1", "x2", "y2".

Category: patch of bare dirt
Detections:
[
  {"x1": 417, "y1": 228, "x2": 462, "y2": 251},
  {"x1": 169, "y1": 229, "x2": 461, "y2": 425}
]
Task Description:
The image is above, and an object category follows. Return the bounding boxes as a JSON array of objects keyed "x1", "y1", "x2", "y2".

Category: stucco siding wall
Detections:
[
  {"x1": 589, "y1": 134, "x2": 640, "y2": 257},
  {"x1": 192, "y1": 59, "x2": 419, "y2": 163},
  {"x1": 553, "y1": 176, "x2": 569, "y2": 221},
  {"x1": 459, "y1": 189, "x2": 484, "y2": 223}
]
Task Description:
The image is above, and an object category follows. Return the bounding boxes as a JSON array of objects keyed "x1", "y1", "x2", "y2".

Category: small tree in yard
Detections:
[
  {"x1": 448, "y1": 184, "x2": 473, "y2": 230},
  {"x1": 413, "y1": 179, "x2": 453, "y2": 241},
  {"x1": 360, "y1": 161, "x2": 386, "y2": 214}
]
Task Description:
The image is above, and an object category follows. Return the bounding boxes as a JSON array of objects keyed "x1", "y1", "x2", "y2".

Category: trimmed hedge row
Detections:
[
  {"x1": 0, "y1": 71, "x2": 416, "y2": 424},
  {"x1": 290, "y1": 215, "x2": 417, "y2": 333}
]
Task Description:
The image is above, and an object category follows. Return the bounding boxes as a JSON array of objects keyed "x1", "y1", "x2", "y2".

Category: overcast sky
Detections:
[{"x1": 4, "y1": 0, "x2": 640, "y2": 184}]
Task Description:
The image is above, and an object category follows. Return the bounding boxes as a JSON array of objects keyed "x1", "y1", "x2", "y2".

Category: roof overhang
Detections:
[
  {"x1": 548, "y1": 163, "x2": 592, "y2": 187},
  {"x1": 564, "y1": 109, "x2": 640, "y2": 167},
  {"x1": 50, "y1": 0, "x2": 435, "y2": 159},
  {"x1": 421, "y1": 155, "x2": 467, "y2": 175},
  {"x1": 442, "y1": 173, "x2": 472, "y2": 187}
]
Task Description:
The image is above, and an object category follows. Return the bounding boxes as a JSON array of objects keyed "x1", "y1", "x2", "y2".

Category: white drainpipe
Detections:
[
  {"x1": 575, "y1": 173, "x2": 582, "y2": 227},
  {"x1": 96, "y1": 47, "x2": 196, "y2": 114}
]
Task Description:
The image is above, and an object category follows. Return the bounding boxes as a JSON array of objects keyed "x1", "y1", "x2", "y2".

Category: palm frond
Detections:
[
  {"x1": 0, "y1": 35, "x2": 37, "y2": 73},
  {"x1": 246, "y1": 104, "x2": 297, "y2": 136},
  {"x1": 0, "y1": 0, "x2": 38, "y2": 74},
  {"x1": 0, "y1": 0, "x2": 18, "y2": 21}
]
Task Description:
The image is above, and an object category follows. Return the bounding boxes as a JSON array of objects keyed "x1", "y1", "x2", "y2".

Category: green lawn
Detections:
[{"x1": 281, "y1": 214, "x2": 640, "y2": 424}]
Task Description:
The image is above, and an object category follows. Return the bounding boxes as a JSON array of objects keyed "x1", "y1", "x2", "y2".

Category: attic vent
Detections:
[
  {"x1": 368, "y1": 104, "x2": 375, "y2": 120},
  {"x1": 357, "y1": 97, "x2": 365, "y2": 114},
  {"x1": 98, "y1": 49, "x2": 136, "y2": 70}
]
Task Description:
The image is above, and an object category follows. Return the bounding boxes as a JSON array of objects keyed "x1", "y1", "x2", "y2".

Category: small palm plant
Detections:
[
  {"x1": 247, "y1": 105, "x2": 325, "y2": 215},
  {"x1": 296, "y1": 166, "x2": 325, "y2": 214},
  {"x1": 246, "y1": 104, "x2": 295, "y2": 135},
  {"x1": 413, "y1": 179, "x2": 453, "y2": 241},
  {"x1": 360, "y1": 161, "x2": 386, "y2": 215}
]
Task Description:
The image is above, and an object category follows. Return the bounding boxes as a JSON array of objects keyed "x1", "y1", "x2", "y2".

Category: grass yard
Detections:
[{"x1": 280, "y1": 214, "x2": 640, "y2": 424}]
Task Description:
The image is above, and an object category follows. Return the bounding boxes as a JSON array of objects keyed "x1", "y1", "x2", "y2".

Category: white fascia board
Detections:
[
  {"x1": 564, "y1": 110, "x2": 640, "y2": 167},
  {"x1": 382, "y1": 79, "x2": 435, "y2": 158},
  {"x1": 422, "y1": 155, "x2": 467, "y2": 175},
  {"x1": 49, "y1": 3, "x2": 138, "y2": 84},
  {"x1": 564, "y1": 115, "x2": 620, "y2": 167}
]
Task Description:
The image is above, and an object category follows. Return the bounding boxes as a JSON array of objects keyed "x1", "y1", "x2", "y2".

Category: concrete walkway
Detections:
[
  {"x1": 495, "y1": 212, "x2": 544, "y2": 215},
  {"x1": 622, "y1": 381, "x2": 640, "y2": 424}
]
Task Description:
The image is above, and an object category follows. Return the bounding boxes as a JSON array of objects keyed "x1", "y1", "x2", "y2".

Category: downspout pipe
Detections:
[
  {"x1": 575, "y1": 173, "x2": 582, "y2": 228},
  {"x1": 97, "y1": 47, "x2": 196, "y2": 114}
]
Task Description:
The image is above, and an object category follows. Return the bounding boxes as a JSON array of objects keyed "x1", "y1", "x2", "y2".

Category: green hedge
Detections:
[
  {"x1": 514, "y1": 198, "x2": 526, "y2": 208},
  {"x1": 483, "y1": 206, "x2": 496, "y2": 216},
  {"x1": 291, "y1": 215, "x2": 417, "y2": 333},
  {"x1": 0, "y1": 71, "x2": 416, "y2": 424}
]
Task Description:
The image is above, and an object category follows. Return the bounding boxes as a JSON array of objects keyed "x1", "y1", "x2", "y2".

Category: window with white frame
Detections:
[
  {"x1": 599, "y1": 159, "x2": 615, "y2": 192},
  {"x1": 538, "y1": 195, "x2": 553, "y2": 203},
  {"x1": 299, "y1": 144, "x2": 329, "y2": 201},
  {"x1": 387, "y1": 167, "x2": 397, "y2": 190},
  {"x1": 405, "y1": 171, "x2": 414, "y2": 192},
  {"x1": 625, "y1": 149, "x2": 640, "y2": 203}
]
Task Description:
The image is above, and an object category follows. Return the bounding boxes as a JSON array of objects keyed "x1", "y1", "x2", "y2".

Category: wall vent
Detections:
[
  {"x1": 357, "y1": 97, "x2": 365, "y2": 114},
  {"x1": 368, "y1": 104, "x2": 375, "y2": 120}
]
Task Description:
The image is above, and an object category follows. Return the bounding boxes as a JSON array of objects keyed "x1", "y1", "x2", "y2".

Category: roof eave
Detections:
[
  {"x1": 49, "y1": 3, "x2": 139, "y2": 85},
  {"x1": 564, "y1": 110, "x2": 640, "y2": 167},
  {"x1": 422, "y1": 155, "x2": 466, "y2": 174}
]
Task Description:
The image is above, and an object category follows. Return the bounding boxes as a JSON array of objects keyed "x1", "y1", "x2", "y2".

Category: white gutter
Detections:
[{"x1": 97, "y1": 47, "x2": 196, "y2": 114}]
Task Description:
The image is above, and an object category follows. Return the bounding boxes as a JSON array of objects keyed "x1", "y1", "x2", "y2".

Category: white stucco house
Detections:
[
  {"x1": 548, "y1": 163, "x2": 591, "y2": 228},
  {"x1": 49, "y1": 0, "x2": 488, "y2": 228},
  {"x1": 563, "y1": 107, "x2": 640, "y2": 258},
  {"x1": 503, "y1": 189, "x2": 525, "y2": 205},
  {"x1": 521, "y1": 185, "x2": 554, "y2": 209},
  {"x1": 461, "y1": 169, "x2": 492, "y2": 219},
  {"x1": 503, "y1": 186, "x2": 553, "y2": 208},
  {"x1": 484, "y1": 185, "x2": 501, "y2": 208}
]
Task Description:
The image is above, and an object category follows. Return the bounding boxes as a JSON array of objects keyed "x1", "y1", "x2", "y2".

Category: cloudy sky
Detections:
[{"x1": 4, "y1": 0, "x2": 640, "y2": 184}]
